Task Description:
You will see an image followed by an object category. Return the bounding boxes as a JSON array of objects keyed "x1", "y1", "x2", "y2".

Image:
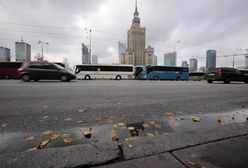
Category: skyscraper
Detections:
[
  {"x1": 164, "y1": 52, "x2": 177, "y2": 66},
  {"x1": 118, "y1": 42, "x2": 127, "y2": 64},
  {"x1": 92, "y1": 54, "x2": 98, "y2": 64},
  {"x1": 0, "y1": 47, "x2": 10, "y2": 62},
  {"x1": 206, "y1": 50, "x2": 216, "y2": 70},
  {"x1": 245, "y1": 54, "x2": 248, "y2": 69},
  {"x1": 153, "y1": 56, "x2": 158, "y2": 65},
  {"x1": 15, "y1": 42, "x2": 31, "y2": 61},
  {"x1": 190, "y1": 58, "x2": 198, "y2": 72},
  {"x1": 144, "y1": 45, "x2": 155, "y2": 65},
  {"x1": 182, "y1": 61, "x2": 189, "y2": 68},
  {"x1": 123, "y1": 0, "x2": 146, "y2": 65},
  {"x1": 82, "y1": 43, "x2": 90, "y2": 64}
]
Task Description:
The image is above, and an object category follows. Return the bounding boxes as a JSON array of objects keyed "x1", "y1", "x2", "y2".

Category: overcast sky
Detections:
[{"x1": 0, "y1": 0, "x2": 247, "y2": 68}]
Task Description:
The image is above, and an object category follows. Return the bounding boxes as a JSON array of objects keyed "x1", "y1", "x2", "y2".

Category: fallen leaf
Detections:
[
  {"x1": 154, "y1": 131, "x2": 160, "y2": 135},
  {"x1": 42, "y1": 116, "x2": 49, "y2": 119},
  {"x1": 24, "y1": 136, "x2": 35, "y2": 141},
  {"x1": 78, "y1": 108, "x2": 86, "y2": 113},
  {"x1": 50, "y1": 132, "x2": 60, "y2": 140},
  {"x1": 191, "y1": 116, "x2": 201, "y2": 122},
  {"x1": 42, "y1": 105, "x2": 48, "y2": 108},
  {"x1": 187, "y1": 160, "x2": 206, "y2": 168},
  {"x1": 61, "y1": 133, "x2": 71, "y2": 138},
  {"x1": 42, "y1": 130, "x2": 54, "y2": 135},
  {"x1": 63, "y1": 138, "x2": 72, "y2": 144},
  {"x1": 83, "y1": 128, "x2": 92, "y2": 139},
  {"x1": 125, "y1": 137, "x2": 140, "y2": 142},
  {"x1": 142, "y1": 123, "x2": 150, "y2": 128},
  {"x1": 77, "y1": 120, "x2": 84, "y2": 124},
  {"x1": 147, "y1": 133, "x2": 155, "y2": 137},
  {"x1": 26, "y1": 147, "x2": 37, "y2": 152},
  {"x1": 128, "y1": 144, "x2": 133, "y2": 148},
  {"x1": 149, "y1": 121, "x2": 155, "y2": 125},
  {"x1": 0, "y1": 123, "x2": 7, "y2": 128},
  {"x1": 165, "y1": 112, "x2": 174, "y2": 120},
  {"x1": 154, "y1": 124, "x2": 162, "y2": 129},
  {"x1": 111, "y1": 130, "x2": 118, "y2": 141},
  {"x1": 128, "y1": 126, "x2": 135, "y2": 131},
  {"x1": 118, "y1": 123, "x2": 125, "y2": 127},
  {"x1": 65, "y1": 118, "x2": 72, "y2": 122},
  {"x1": 37, "y1": 140, "x2": 50, "y2": 149},
  {"x1": 217, "y1": 116, "x2": 226, "y2": 125}
]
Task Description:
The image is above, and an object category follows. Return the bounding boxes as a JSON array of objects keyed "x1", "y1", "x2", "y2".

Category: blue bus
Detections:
[{"x1": 138, "y1": 65, "x2": 189, "y2": 80}]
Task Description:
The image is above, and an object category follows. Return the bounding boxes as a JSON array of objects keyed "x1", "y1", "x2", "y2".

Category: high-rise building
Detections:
[
  {"x1": 15, "y1": 42, "x2": 31, "y2": 61},
  {"x1": 123, "y1": 0, "x2": 146, "y2": 65},
  {"x1": 164, "y1": 52, "x2": 177, "y2": 66},
  {"x1": 82, "y1": 43, "x2": 90, "y2": 64},
  {"x1": 245, "y1": 54, "x2": 248, "y2": 69},
  {"x1": 118, "y1": 42, "x2": 127, "y2": 64},
  {"x1": 0, "y1": 47, "x2": 11, "y2": 62},
  {"x1": 190, "y1": 58, "x2": 198, "y2": 72},
  {"x1": 206, "y1": 50, "x2": 216, "y2": 70},
  {"x1": 144, "y1": 45, "x2": 156, "y2": 65},
  {"x1": 182, "y1": 61, "x2": 189, "y2": 68},
  {"x1": 92, "y1": 54, "x2": 98, "y2": 64},
  {"x1": 153, "y1": 56, "x2": 158, "y2": 65}
]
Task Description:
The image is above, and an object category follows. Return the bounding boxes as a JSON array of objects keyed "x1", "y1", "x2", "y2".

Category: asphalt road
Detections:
[{"x1": 0, "y1": 80, "x2": 248, "y2": 133}]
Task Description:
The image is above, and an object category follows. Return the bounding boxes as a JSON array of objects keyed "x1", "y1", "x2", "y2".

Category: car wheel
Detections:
[
  {"x1": 34, "y1": 79, "x2": 39, "y2": 82},
  {"x1": 22, "y1": 74, "x2": 30, "y2": 82},
  {"x1": 60, "y1": 75, "x2": 68, "y2": 82},
  {"x1": 84, "y1": 75, "x2": 91, "y2": 80},
  {"x1": 207, "y1": 80, "x2": 213, "y2": 83},
  {"x1": 224, "y1": 78, "x2": 230, "y2": 84},
  {"x1": 154, "y1": 76, "x2": 159, "y2": 80},
  {"x1": 3, "y1": 75, "x2": 9, "y2": 79},
  {"x1": 116, "y1": 75, "x2": 122, "y2": 80}
]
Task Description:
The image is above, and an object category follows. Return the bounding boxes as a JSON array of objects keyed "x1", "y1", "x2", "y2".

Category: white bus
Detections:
[{"x1": 74, "y1": 64, "x2": 134, "y2": 80}]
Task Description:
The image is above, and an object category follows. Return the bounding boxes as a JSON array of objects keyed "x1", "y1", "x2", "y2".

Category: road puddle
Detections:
[{"x1": 0, "y1": 110, "x2": 247, "y2": 154}]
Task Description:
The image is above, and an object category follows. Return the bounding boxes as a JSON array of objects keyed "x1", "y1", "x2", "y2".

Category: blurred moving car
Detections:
[
  {"x1": 18, "y1": 62, "x2": 76, "y2": 82},
  {"x1": 189, "y1": 72, "x2": 206, "y2": 81},
  {"x1": 206, "y1": 67, "x2": 248, "y2": 84}
]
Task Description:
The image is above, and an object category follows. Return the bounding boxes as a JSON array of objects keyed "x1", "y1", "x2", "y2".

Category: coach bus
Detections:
[
  {"x1": 74, "y1": 64, "x2": 134, "y2": 80},
  {"x1": 0, "y1": 62, "x2": 23, "y2": 79},
  {"x1": 138, "y1": 65, "x2": 189, "y2": 80}
]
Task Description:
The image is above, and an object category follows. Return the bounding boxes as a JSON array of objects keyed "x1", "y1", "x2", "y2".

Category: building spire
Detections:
[{"x1": 134, "y1": 0, "x2": 139, "y2": 16}]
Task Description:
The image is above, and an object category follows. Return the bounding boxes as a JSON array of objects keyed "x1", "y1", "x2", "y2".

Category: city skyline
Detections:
[{"x1": 0, "y1": 0, "x2": 247, "y2": 68}]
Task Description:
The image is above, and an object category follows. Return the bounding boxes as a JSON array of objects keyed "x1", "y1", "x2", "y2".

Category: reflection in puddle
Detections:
[{"x1": 0, "y1": 110, "x2": 247, "y2": 154}]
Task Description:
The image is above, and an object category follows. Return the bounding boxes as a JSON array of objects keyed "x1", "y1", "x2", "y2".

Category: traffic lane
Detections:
[{"x1": 0, "y1": 80, "x2": 248, "y2": 132}]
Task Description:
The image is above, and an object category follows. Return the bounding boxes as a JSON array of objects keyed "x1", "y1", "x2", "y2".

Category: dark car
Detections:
[
  {"x1": 206, "y1": 67, "x2": 248, "y2": 84},
  {"x1": 18, "y1": 62, "x2": 76, "y2": 82}
]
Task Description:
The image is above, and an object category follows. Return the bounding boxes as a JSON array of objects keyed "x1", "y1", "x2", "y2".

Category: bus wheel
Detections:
[
  {"x1": 85, "y1": 75, "x2": 91, "y2": 80},
  {"x1": 116, "y1": 75, "x2": 122, "y2": 80},
  {"x1": 22, "y1": 74, "x2": 30, "y2": 82},
  {"x1": 154, "y1": 76, "x2": 159, "y2": 80}
]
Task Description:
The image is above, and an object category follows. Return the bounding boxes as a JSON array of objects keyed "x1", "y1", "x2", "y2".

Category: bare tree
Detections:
[
  {"x1": 33, "y1": 52, "x2": 43, "y2": 61},
  {"x1": 63, "y1": 57, "x2": 70, "y2": 69}
]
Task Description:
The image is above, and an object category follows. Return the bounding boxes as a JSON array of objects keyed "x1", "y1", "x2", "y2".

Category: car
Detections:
[
  {"x1": 206, "y1": 67, "x2": 248, "y2": 84},
  {"x1": 18, "y1": 62, "x2": 76, "y2": 82}
]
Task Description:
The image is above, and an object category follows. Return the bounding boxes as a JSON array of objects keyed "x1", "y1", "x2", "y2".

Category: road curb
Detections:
[
  {"x1": 0, "y1": 142, "x2": 120, "y2": 168},
  {"x1": 122, "y1": 123, "x2": 248, "y2": 160}
]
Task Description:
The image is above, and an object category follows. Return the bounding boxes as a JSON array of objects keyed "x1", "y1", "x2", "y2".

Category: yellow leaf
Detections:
[
  {"x1": 165, "y1": 112, "x2": 174, "y2": 120},
  {"x1": 142, "y1": 123, "x2": 150, "y2": 128},
  {"x1": 0, "y1": 123, "x2": 7, "y2": 128},
  {"x1": 128, "y1": 126, "x2": 135, "y2": 131},
  {"x1": 191, "y1": 116, "x2": 201, "y2": 122},
  {"x1": 154, "y1": 124, "x2": 162, "y2": 129},
  {"x1": 42, "y1": 130, "x2": 54, "y2": 135},
  {"x1": 147, "y1": 133, "x2": 155, "y2": 137},
  {"x1": 78, "y1": 108, "x2": 87, "y2": 113},
  {"x1": 26, "y1": 147, "x2": 37, "y2": 152},
  {"x1": 149, "y1": 121, "x2": 155, "y2": 125},
  {"x1": 187, "y1": 160, "x2": 206, "y2": 168},
  {"x1": 83, "y1": 128, "x2": 92, "y2": 138},
  {"x1": 63, "y1": 138, "x2": 72, "y2": 144},
  {"x1": 217, "y1": 116, "x2": 226, "y2": 125},
  {"x1": 111, "y1": 130, "x2": 118, "y2": 141},
  {"x1": 61, "y1": 133, "x2": 71, "y2": 138},
  {"x1": 24, "y1": 136, "x2": 35, "y2": 141},
  {"x1": 128, "y1": 144, "x2": 133, "y2": 148},
  {"x1": 50, "y1": 132, "x2": 60, "y2": 140},
  {"x1": 77, "y1": 120, "x2": 84, "y2": 124},
  {"x1": 37, "y1": 140, "x2": 50, "y2": 149}
]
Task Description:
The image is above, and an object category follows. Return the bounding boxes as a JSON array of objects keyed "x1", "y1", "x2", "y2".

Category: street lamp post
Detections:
[
  {"x1": 38, "y1": 40, "x2": 49, "y2": 61},
  {"x1": 89, "y1": 29, "x2": 92, "y2": 64}
]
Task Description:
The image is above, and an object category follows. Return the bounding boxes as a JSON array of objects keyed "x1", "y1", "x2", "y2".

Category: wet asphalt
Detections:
[{"x1": 0, "y1": 80, "x2": 248, "y2": 153}]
